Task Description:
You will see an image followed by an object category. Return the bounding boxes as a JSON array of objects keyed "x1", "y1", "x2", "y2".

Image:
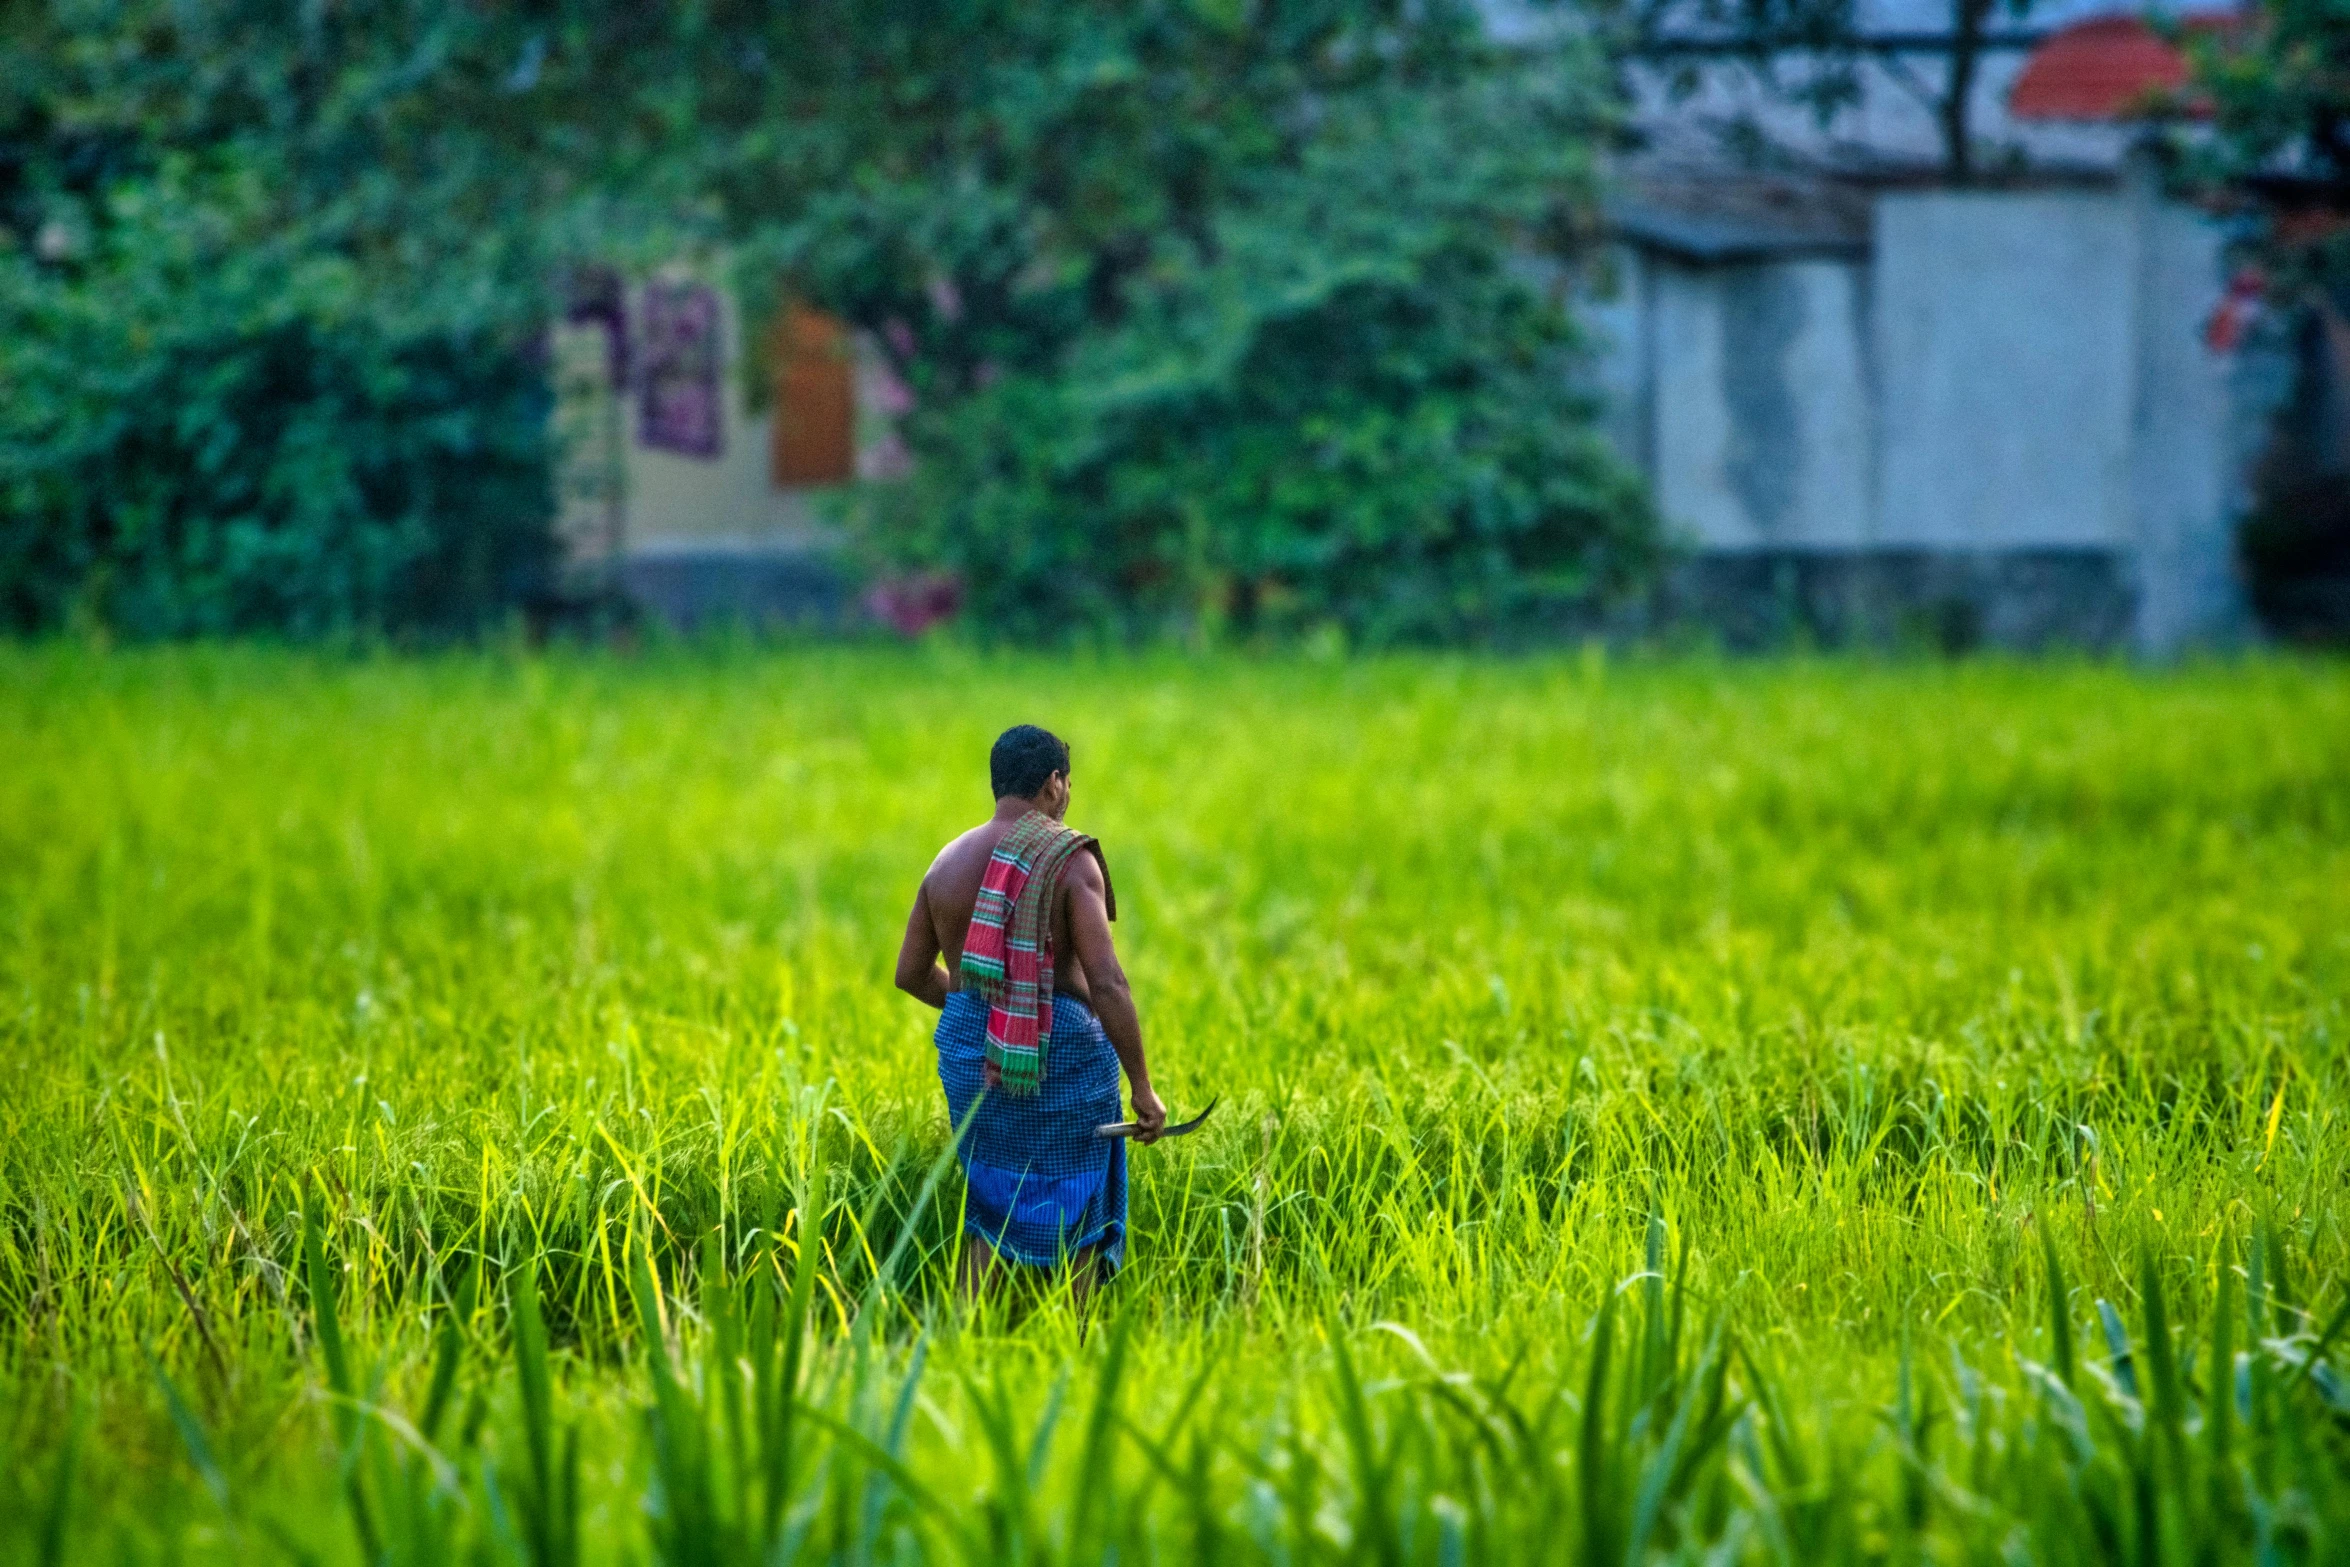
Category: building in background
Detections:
[
  {"x1": 1582, "y1": 0, "x2": 2264, "y2": 653},
  {"x1": 550, "y1": 267, "x2": 906, "y2": 630},
  {"x1": 1589, "y1": 147, "x2": 2243, "y2": 654},
  {"x1": 557, "y1": 6, "x2": 2269, "y2": 653}
]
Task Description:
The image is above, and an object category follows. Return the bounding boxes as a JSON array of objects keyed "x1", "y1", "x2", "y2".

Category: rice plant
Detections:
[{"x1": 1, "y1": 642, "x2": 2346, "y2": 1563}]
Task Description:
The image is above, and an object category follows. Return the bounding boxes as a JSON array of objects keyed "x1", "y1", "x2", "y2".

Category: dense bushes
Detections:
[
  {"x1": 739, "y1": 5, "x2": 1660, "y2": 646},
  {"x1": 0, "y1": 0, "x2": 1658, "y2": 645},
  {"x1": 0, "y1": 178, "x2": 556, "y2": 638},
  {"x1": 2239, "y1": 450, "x2": 2350, "y2": 643},
  {"x1": 871, "y1": 273, "x2": 1654, "y2": 648},
  {"x1": 0, "y1": 0, "x2": 568, "y2": 640},
  {"x1": 851, "y1": 106, "x2": 1657, "y2": 645}
]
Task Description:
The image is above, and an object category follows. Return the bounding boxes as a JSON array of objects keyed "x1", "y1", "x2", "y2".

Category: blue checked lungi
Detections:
[{"x1": 937, "y1": 988, "x2": 1127, "y2": 1273}]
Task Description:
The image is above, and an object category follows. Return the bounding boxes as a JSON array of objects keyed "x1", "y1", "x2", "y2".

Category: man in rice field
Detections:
[{"x1": 893, "y1": 723, "x2": 1165, "y2": 1297}]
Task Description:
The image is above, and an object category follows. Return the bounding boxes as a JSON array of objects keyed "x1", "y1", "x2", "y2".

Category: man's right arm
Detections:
[
  {"x1": 892, "y1": 878, "x2": 950, "y2": 1009},
  {"x1": 1065, "y1": 853, "x2": 1166, "y2": 1141}
]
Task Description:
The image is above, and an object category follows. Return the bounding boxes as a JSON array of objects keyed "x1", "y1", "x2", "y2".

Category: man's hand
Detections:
[{"x1": 1129, "y1": 1082, "x2": 1168, "y2": 1144}]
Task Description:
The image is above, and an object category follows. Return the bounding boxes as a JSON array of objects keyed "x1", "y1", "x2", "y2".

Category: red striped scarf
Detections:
[{"x1": 957, "y1": 811, "x2": 1113, "y2": 1095}]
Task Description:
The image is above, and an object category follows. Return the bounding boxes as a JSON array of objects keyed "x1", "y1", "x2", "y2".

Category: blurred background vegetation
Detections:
[
  {"x1": 0, "y1": 0, "x2": 1657, "y2": 645},
  {"x1": 3, "y1": 0, "x2": 2349, "y2": 644}
]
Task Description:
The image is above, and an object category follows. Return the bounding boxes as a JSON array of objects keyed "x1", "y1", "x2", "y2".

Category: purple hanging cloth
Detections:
[{"x1": 639, "y1": 281, "x2": 724, "y2": 458}]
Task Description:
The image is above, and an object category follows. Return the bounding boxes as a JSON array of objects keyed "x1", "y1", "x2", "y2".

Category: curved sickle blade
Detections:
[{"x1": 1096, "y1": 1095, "x2": 1220, "y2": 1141}]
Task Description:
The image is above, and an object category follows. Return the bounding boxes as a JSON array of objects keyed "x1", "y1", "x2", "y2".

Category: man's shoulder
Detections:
[
  {"x1": 1058, "y1": 834, "x2": 1113, "y2": 920},
  {"x1": 927, "y1": 821, "x2": 1004, "y2": 878},
  {"x1": 1061, "y1": 841, "x2": 1107, "y2": 886}
]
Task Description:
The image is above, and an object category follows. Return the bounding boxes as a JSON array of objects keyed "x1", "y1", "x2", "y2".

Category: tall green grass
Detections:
[{"x1": 1, "y1": 644, "x2": 2346, "y2": 1563}]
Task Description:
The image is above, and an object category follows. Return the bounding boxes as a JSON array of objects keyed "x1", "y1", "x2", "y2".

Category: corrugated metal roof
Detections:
[{"x1": 1607, "y1": 176, "x2": 1874, "y2": 262}]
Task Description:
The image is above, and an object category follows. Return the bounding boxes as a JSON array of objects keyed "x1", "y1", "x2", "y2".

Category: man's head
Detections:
[{"x1": 991, "y1": 724, "x2": 1071, "y2": 816}]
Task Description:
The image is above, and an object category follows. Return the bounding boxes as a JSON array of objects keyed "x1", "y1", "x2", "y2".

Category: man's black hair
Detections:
[{"x1": 991, "y1": 724, "x2": 1070, "y2": 800}]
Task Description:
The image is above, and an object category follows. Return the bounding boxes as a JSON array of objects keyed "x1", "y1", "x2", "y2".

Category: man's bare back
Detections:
[
  {"x1": 914, "y1": 814, "x2": 1103, "y2": 1005},
  {"x1": 892, "y1": 742, "x2": 1166, "y2": 1140}
]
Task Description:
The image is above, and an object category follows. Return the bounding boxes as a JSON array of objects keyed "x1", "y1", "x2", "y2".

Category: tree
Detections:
[
  {"x1": 690, "y1": 0, "x2": 1658, "y2": 643},
  {"x1": 2, "y1": 0, "x2": 1658, "y2": 644},
  {"x1": 0, "y1": 0, "x2": 587, "y2": 636},
  {"x1": 2189, "y1": 0, "x2": 2350, "y2": 640},
  {"x1": 2193, "y1": 0, "x2": 2350, "y2": 286},
  {"x1": 1614, "y1": 0, "x2": 2047, "y2": 182}
]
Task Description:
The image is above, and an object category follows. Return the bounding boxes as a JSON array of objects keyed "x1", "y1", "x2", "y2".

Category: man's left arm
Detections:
[
  {"x1": 893, "y1": 878, "x2": 950, "y2": 1009},
  {"x1": 1066, "y1": 853, "x2": 1166, "y2": 1141}
]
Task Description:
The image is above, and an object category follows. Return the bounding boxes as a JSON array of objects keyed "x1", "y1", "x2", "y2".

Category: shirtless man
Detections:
[{"x1": 894, "y1": 724, "x2": 1165, "y2": 1291}]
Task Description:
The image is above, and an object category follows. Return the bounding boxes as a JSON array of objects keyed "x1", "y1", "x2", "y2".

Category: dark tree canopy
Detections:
[
  {"x1": 1, "y1": 0, "x2": 1656, "y2": 644},
  {"x1": 0, "y1": 0, "x2": 582, "y2": 636},
  {"x1": 2190, "y1": 0, "x2": 2350, "y2": 642},
  {"x1": 704, "y1": 1, "x2": 1656, "y2": 643},
  {"x1": 1608, "y1": 0, "x2": 2048, "y2": 183}
]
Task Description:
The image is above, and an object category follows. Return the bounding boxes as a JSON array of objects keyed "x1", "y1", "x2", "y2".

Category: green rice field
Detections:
[{"x1": 3, "y1": 644, "x2": 2348, "y2": 1564}]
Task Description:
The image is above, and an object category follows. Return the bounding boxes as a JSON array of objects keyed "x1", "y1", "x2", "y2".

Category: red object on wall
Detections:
[
  {"x1": 2008, "y1": 13, "x2": 2232, "y2": 122},
  {"x1": 770, "y1": 305, "x2": 856, "y2": 487},
  {"x1": 2204, "y1": 268, "x2": 2265, "y2": 354},
  {"x1": 865, "y1": 574, "x2": 962, "y2": 637}
]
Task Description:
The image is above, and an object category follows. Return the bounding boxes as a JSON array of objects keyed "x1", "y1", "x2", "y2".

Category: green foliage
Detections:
[
  {"x1": 2187, "y1": 0, "x2": 2350, "y2": 642},
  {"x1": 726, "y1": 2, "x2": 1656, "y2": 644},
  {"x1": 1, "y1": 647, "x2": 2349, "y2": 1558},
  {"x1": 856, "y1": 74, "x2": 1655, "y2": 645},
  {"x1": 0, "y1": 0, "x2": 565, "y2": 638},
  {"x1": 2192, "y1": 0, "x2": 2350, "y2": 295},
  {"x1": 0, "y1": 171, "x2": 558, "y2": 637},
  {"x1": 2, "y1": 0, "x2": 1656, "y2": 643}
]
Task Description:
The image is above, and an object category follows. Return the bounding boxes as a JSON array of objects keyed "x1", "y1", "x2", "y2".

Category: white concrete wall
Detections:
[
  {"x1": 1873, "y1": 190, "x2": 2139, "y2": 549},
  {"x1": 2125, "y1": 173, "x2": 2243, "y2": 652},
  {"x1": 1598, "y1": 176, "x2": 2247, "y2": 651},
  {"x1": 1628, "y1": 254, "x2": 1875, "y2": 551},
  {"x1": 622, "y1": 273, "x2": 822, "y2": 553}
]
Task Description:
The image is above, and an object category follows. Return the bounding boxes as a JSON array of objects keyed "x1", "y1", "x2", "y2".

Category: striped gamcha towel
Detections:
[{"x1": 956, "y1": 810, "x2": 1113, "y2": 1095}]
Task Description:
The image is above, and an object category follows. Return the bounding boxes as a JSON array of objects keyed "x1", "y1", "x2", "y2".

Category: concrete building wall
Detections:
[
  {"x1": 2125, "y1": 176, "x2": 2244, "y2": 653},
  {"x1": 550, "y1": 266, "x2": 901, "y2": 628},
  {"x1": 1642, "y1": 255, "x2": 1876, "y2": 551},
  {"x1": 553, "y1": 272, "x2": 829, "y2": 559},
  {"x1": 1873, "y1": 190, "x2": 2138, "y2": 550},
  {"x1": 1599, "y1": 178, "x2": 2249, "y2": 652}
]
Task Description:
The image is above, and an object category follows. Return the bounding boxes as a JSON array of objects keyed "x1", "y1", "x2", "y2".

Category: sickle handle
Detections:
[{"x1": 1096, "y1": 1095, "x2": 1220, "y2": 1140}]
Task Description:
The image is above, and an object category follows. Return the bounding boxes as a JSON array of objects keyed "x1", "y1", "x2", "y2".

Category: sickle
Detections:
[{"x1": 1096, "y1": 1096, "x2": 1220, "y2": 1141}]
